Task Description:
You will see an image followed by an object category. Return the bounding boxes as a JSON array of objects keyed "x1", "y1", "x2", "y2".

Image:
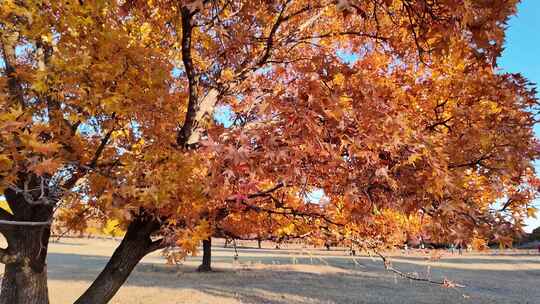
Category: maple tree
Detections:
[{"x1": 1, "y1": 1, "x2": 539, "y2": 304}]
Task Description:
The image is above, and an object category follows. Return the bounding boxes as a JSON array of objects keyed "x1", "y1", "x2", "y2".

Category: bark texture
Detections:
[
  {"x1": 74, "y1": 216, "x2": 161, "y2": 304},
  {"x1": 0, "y1": 187, "x2": 52, "y2": 304},
  {"x1": 197, "y1": 238, "x2": 212, "y2": 272}
]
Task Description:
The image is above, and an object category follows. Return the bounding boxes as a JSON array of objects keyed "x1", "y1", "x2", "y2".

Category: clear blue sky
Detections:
[{"x1": 498, "y1": 0, "x2": 540, "y2": 232}]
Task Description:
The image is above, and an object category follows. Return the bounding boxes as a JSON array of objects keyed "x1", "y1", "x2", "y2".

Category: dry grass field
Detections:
[{"x1": 3, "y1": 238, "x2": 540, "y2": 304}]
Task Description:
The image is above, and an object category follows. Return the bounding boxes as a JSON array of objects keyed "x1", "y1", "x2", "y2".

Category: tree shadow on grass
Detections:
[{"x1": 45, "y1": 251, "x2": 539, "y2": 304}]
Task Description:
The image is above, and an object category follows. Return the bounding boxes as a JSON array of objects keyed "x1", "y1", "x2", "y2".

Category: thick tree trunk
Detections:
[
  {"x1": 0, "y1": 227, "x2": 51, "y2": 304},
  {"x1": 74, "y1": 216, "x2": 160, "y2": 304},
  {"x1": 0, "y1": 188, "x2": 52, "y2": 304},
  {"x1": 197, "y1": 238, "x2": 212, "y2": 272},
  {"x1": 1, "y1": 262, "x2": 49, "y2": 304}
]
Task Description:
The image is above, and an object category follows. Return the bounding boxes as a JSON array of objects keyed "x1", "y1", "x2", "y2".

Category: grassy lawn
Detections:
[{"x1": 6, "y1": 238, "x2": 539, "y2": 304}]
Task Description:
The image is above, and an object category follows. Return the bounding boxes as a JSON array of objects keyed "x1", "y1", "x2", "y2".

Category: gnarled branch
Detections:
[{"x1": 177, "y1": 6, "x2": 220, "y2": 147}]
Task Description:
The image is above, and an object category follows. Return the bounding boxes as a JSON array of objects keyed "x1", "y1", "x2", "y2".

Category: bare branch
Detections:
[
  {"x1": 448, "y1": 153, "x2": 494, "y2": 170},
  {"x1": 89, "y1": 127, "x2": 115, "y2": 169},
  {"x1": 375, "y1": 251, "x2": 464, "y2": 288},
  {"x1": 6, "y1": 177, "x2": 56, "y2": 206},
  {"x1": 499, "y1": 197, "x2": 514, "y2": 212},
  {"x1": 256, "y1": 0, "x2": 291, "y2": 67}
]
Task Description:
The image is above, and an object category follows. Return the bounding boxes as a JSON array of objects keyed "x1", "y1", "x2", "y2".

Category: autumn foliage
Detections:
[{"x1": 0, "y1": 0, "x2": 539, "y2": 303}]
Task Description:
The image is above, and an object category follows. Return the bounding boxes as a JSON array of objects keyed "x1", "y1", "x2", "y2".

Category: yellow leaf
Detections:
[
  {"x1": 527, "y1": 207, "x2": 537, "y2": 219},
  {"x1": 102, "y1": 219, "x2": 124, "y2": 237},
  {"x1": 0, "y1": 155, "x2": 13, "y2": 171},
  {"x1": 0, "y1": 199, "x2": 13, "y2": 215},
  {"x1": 222, "y1": 68, "x2": 234, "y2": 81},
  {"x1": 140, "y1": 22, "x2": 152, "y2": 37},
  {"x1": 0, "y1": 106, "x2": 24, "y2": 122},
  {"x1": 406, "y1": 153, "x2": 421, "y2": 165},
  {"x1": 41, "y1": 33, "x2": 52, "y2": 43},
  {"x1": 31, "y1": 79, "x2": 48, "y2": 93},
  {"x1": 333, "y1": 73, "x2": 345, "y2": 86},
  {"x1": 22, "y1": 134, "x2": 61, "y2": 154}
]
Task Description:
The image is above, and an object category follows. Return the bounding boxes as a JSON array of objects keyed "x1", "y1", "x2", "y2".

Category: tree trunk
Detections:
[
  {"x1": 0, "y1": 227, "x2": 51, "y2": 304},
  {"x1": 74, "y1": 216, "x2": 160, "y2": 304},
  {"x1": 0, "y1": 188, "x2": 52, "y2": 304},
  {"x1": 197, "y1": 238, "x2": 212, "y2": 272},
  {"x1": 1, "y1": 261, "x2": 49, "y2": 304},
  {"x1": 257, "y1": 238, "x2": 262, "y2": 249}
]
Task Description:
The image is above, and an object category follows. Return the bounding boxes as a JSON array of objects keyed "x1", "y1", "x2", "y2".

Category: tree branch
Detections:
[
  {"x1": 146, "y1": 238, "x2": 167, "y2": 254},
  {"x1": 89, "y1": 127, "x2": 115, "y2": 169},
  {"x1": 61, "y1": 123, "x2": 116, "y2": 190},
  {"x1": 295, "y1": 31, "x2": 389, "y2": 42},
  {"x1": 448, "y1": 153, "x2": 494, "y2": 170},
  {"x1": 0, "y1": 29, "x2": 26, "y2": 108},
  {"x1": 223, "y1": 182, "x2": 342, "y2": 226},
  {"x1": 375, "y1": 251, "x2": 464, "y2": 288},
  {"x1": 177, "y1": 7, "x2": 220, "y2": 147},
  {"x1": 256, "y1": 0, "x2": 291, "y2": 67},
  {"x1": 499, "y1": 197, "x2": 514, "y2": 212}
]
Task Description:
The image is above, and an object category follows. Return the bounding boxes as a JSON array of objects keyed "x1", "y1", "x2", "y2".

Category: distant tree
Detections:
[{"x1": 529, "y1": 227, "x2": 540, "y2": 242}]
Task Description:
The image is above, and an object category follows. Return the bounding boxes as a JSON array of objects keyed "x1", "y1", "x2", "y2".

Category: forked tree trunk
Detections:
[
  {"x1": 197, "y1": 238, "x2": 212, "y2": 272},
  {"x1": 74, "y1": 216, "x2": 161, "y2": 304}
]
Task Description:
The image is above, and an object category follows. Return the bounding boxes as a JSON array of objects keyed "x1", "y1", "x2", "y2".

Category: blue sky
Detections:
[{"x1": 498, "y1": 0, "x2": 540, "y2": 232}]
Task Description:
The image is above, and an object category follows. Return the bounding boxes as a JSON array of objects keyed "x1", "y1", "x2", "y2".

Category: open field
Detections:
[{"x1": 3, "y1": 238, "x2": 540, "y2": 304}]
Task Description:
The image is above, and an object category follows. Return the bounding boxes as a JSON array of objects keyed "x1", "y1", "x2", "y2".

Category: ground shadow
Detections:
[{"x1": 45, "y1": 247, "x2": 540, "y2": 304}]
